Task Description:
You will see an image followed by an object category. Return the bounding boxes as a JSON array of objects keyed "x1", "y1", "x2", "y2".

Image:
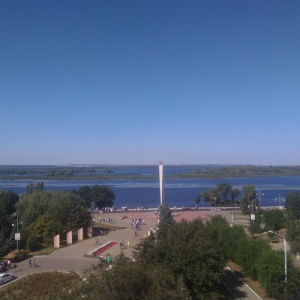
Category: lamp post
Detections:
[
  {"x1": 12, "y1": 213, "x2": 21, "y2": 251},
  {"x1": 256, "y1": 190, "x2": 264, "y2": 207},
  {"x1": 275, "y1": 194, "x2": 285, "y2": 210},
  {"x1": 268, "y1": 230, "x2": 287, "y2": 284}
]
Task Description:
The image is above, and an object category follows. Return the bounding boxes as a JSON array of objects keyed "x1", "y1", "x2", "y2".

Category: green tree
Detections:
[
  {"x1": 263, "y1": 209, "x2": 285, "y2": 232},
  {"x1": 66, "y1": 254, "x2": 191, "y2": 300},
  {"x1": 286, "y1": 219, "x2": 300, "y2": 254},
  {"x1": 215, "y1": 183, "x2": 238, "y2": 204},
  {"x1": 240, "y1": 185, "x2": 258, "y2": 214},
  {"x1": 256, "y1": 250, "x2": 300, "y2": 299},
  {"x1": 48, "y1": 191, "x2": 91, "y2": 233},
  {"x1": 78, "y1": 185, "x2": 115, "y2": 209},
  {"x1": 285, "y1": 191, "x2": 300, "y2": 220},
  {"x1": 194, "y1": 193, "x2": 201, "y2": 209},
  {"x1": 249, "y1": 213, "x2": 262, "y2": 235},
  {"x1": 17, "y1": 192, "x2": 51, "y2": 226},
  {"x1": 0, "y1": 190, "x2": 19, "y2": 254},
  {"x1": 135, "y1": 219, "x2": 226, "y2": 299},
  {"x1": 157, "y1": 202, "x2": 175, "y2": 240},
  {"x1": 26, "y1": 233, "x2": 42, "y2": 252},
  {"x1": 26, "y1": 181, "x2": 44, "y2": 194},
  {"x1": 202, "y1": 183, "x2": 239, "y2": 207}
]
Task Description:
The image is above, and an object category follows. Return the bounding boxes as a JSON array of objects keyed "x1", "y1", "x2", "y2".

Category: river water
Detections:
[{"x1": 1, "y1": 170, "x2": 300, "y2": 209}]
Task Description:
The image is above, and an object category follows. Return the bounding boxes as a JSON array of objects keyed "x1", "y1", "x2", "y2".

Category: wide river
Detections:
[{"x1": 1, "y1": 166, "x2": 300, "y2": 209}]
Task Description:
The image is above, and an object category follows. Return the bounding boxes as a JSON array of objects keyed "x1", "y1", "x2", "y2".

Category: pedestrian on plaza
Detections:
[
  {"x1": 127, "y1": 241, "x2": 130, "y2": 248},
  {"x1": 33, "y1": 258, "x2": 35, "y2": 268},
  {"x1": 14, "y1": 264, "x2": 17, "y2": 273},
  {"x1": 28, "y1": 258, "x2": 32, "y2": 268}
]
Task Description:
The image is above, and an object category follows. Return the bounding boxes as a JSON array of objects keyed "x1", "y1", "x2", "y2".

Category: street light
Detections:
[
  {"x1": 256, "y1": 190, "x2": 264, "y2": 207},
  {"x1": 268, "y1": 230, "x2": 287, "y2": 284},
  {"x1": 12, "y1": 213, "x2": 21, "y2": 251},
  {"x1": 275, "y1": 194, "x2": 285, "y2": 210}
]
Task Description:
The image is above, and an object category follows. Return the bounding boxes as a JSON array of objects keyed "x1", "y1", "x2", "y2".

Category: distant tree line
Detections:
[
  {"x1": 184, "y1": 165, "x2": 300, "y2": 178},
  {"x1": 2, "y1": 165, "x2": 300, "y2": 180}
]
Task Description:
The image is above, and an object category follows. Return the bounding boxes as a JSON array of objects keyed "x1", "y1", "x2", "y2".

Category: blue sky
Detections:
[{"x1": 1, "y1": 1, "x2": 300, "y2": 165}]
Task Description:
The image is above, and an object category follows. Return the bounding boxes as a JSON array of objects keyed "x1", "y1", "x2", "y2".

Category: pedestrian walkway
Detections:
[{"x1": 1, "y1": 211, "x2": 159, "y2": 286}]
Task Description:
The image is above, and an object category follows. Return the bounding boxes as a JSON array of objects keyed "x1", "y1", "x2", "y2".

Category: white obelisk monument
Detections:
[{"x1": 159, "y1": 162, "x2": 165, "y2": 206}]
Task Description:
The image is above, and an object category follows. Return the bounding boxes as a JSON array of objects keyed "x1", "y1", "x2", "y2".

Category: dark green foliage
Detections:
[
  {"x1": 26, "y1": 233, "x2": 42, "y2": 252},
  {"x1": 135, "y1": 218, "x2": 226, "y2": 299},
  {"x1": 0, "y1": 190, "x2": 19, "y2": 254},
  {"x1": 17, "y1": 192, "x2": 51, "y2": 226},
  {"x1": 210, "y1": 219, "x2": 300, "y2": 299},
  {"x1": 201, "y1": 183, "x2": 239, "y2": 207},
  {"x1": 286, "y1": 219, "x2": 300, "y2": 254},
  {"x1": 66, "y1": 254, "x2": 191, "y2": 300},
  {"x1": 26, "y1": 181, "x2": 44, "y2": 193},
  {"x1": 17, "y1": 191, "x2": 91, "y2": 245},
  {"x1": 77, "y1": 185, "x2": 115, "y2": 208},
  {"x1": 157, "y1": 202, "x2": 175, "y2": 239},
  {"x1": 285, "y1": 192, "x2": 300, "y2": 254},
  {"x1": 249, "y1": 213, "x2": 262, "y2": 235},
  {"x1": 285, "y1": 191, "x2": 300, "y2": 220},
  {"x1": 242, "y1": 239, "x2": 270, "y2": 280},
  {"x1": 256, "y1": 250, "x2": 300, "y2": 300},
  {"x1": 263, "y1": 209, "x2": 285, "y2": 232},
  {"x1": 240, "y1": 184, "x2": 258, "y2": 214}
]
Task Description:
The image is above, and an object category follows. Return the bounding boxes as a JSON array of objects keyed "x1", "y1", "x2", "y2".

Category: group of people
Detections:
[
  {"x1": 98, "y1": 217, "x2": 115, "y2": 223},
  {"x1": 28, "y1": 258, "x2": 36, "y2": 268},
  {"x1": 0, "y1": 259, "x2": 10, "y2": 270},
  {"x1": 130, "y1": 217, "x2": 145, "y2": 230}
]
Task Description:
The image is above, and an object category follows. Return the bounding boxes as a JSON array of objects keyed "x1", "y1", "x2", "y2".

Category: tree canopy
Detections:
[
  {"x1": 240, "y1": 184, "x2": 258, "y2": 214},
  {"x1": 134, "y1": 217, "x2": 227, "y2": 299},
  {"x1": 285, "y1": 191, "x2": 300, "y2": 220},
  {"x1": 77, "y1": 185, "x2": 116, "y2": 209},
  {"x1": 202, "y1": 183, "x2": 239, "y2": 207},
  {"x1": 0, "y1": 191, "x2": 19, "y2": 255}
]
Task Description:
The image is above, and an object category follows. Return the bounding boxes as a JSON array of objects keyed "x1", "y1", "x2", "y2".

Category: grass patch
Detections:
[
  {"x1": 28, "y1": 246, "x2": 55, "y2": 257},
  {"x1": 0, "y1": 272, "x2": 81, "y2": 300},
  {"x1": 93, "y1": 224, "x2": 127, "y2": 231}
]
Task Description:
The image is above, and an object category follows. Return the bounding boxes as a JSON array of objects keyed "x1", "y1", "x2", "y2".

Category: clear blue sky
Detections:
[{"x1": 1, "y1": 1, "x2": 300, "y2": 165}]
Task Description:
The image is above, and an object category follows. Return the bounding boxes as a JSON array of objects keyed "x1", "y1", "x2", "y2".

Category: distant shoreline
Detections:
[{"x1": 1, "y1": 164, "x2": 300, "y2": 180}]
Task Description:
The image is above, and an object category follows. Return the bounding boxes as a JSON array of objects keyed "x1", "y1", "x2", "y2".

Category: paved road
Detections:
[
  {"x1": 1, "y1": 210, "x2": 263, "y2": 299},
  {"x1": 222, "y1": 266, "x2": 263, "y2": 300}
]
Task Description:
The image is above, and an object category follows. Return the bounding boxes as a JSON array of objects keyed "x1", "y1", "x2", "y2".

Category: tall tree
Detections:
[
  {"x1": 194, "y1": 193, "x2": 201, "y2": 209},
  {"x1": 263, "y1": 209, "x2": 285, "y2": 232},
  {"x1": 66, "y1": 254, "x2": 191, "y2": 300},
  {"x1": 78, "y1": 185, "x2": 116, "y2": 209},
  {"x1": 157, "y1": 202, "x2": 175, "y2": 239},
  {"x1": 202, "y1": 183, "x2": 239, "y2": 207},
  {"x1": 285, "y1": 191, "x2": 300, "y2": 220},
  {"x1": 240, "y1": 185, "x2": 258, "y2": 214}
]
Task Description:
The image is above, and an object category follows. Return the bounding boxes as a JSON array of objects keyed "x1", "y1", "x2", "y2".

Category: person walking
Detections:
[{"x1": 28, "y1": 258, "x2": 32, "y2": 268}]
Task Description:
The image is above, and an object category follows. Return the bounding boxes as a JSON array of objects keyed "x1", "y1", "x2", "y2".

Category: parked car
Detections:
[{"x1": 0, "y1": 273, "x2": 14, "y2": 285}]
